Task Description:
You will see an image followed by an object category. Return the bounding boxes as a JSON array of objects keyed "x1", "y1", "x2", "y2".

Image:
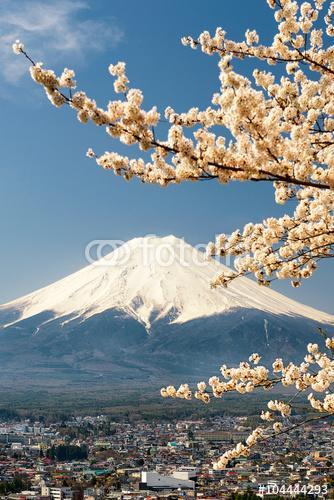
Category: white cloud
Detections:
[{"x1": 0, "y1": 0, "x2": 123, "y2": 83}]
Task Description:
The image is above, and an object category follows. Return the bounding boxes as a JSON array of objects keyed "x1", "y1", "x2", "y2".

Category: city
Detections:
[{"x1": 0, "y1": 413, "x2": 333, "y2": 499}]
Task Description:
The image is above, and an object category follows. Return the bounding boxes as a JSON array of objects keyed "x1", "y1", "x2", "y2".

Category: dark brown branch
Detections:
[{"x1": 259, "y1": 413, "x2": 332, "y2": 443}]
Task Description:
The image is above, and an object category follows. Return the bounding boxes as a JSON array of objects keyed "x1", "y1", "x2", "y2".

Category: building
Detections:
[
  {"x1": 41, "y1": 485, "x2": 73, "y2": 499},
  {"x1": 139, "y1": 471, "x2": 195, "y2": 491}
]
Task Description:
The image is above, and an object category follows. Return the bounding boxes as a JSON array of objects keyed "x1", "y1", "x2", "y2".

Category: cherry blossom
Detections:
[
  {"x1": 14, "y1": 0, "x2": 334, "y2": 288},
  {"x1": 161, "y1": 331, "x2": 334, "y2": 469}
]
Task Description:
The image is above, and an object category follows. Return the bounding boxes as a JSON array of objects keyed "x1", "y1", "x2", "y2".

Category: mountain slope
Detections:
[{"x1": 0, "y1": 235, "x2": 333, "y2": 387}]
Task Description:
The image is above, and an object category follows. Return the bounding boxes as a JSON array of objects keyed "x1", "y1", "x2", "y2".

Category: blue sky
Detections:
[{"x1": 0, "y1": 0, "x2": 333, "y2": 313}]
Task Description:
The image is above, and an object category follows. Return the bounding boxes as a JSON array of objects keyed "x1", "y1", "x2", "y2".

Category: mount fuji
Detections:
[{"x1": 0, "y1": 235, "x2": 333, "y2": 387}]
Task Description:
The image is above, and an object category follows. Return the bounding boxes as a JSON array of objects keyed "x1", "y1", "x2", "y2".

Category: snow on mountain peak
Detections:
[{"x1": 1, "y1": 235, "x2": 333, "y2": 330}]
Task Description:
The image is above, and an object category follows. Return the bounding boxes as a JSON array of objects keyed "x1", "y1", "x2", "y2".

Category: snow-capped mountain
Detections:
[
  {"x1": 1, "y1": 235, "x2": 333, "y2": 329},
  {"x1": 0, "y1": 236, "x2": 333, "y2": 387}
]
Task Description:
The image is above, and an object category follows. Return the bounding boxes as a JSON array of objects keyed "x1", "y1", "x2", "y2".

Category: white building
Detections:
[
  {"x1": 40, "y1": 485, "x2": 73, "y2": 500},
  {"x1": 140, "y1": 471, "x2": 195, "y2": 491}
]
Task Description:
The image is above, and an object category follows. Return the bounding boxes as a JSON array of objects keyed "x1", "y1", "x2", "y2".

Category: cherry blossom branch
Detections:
[
  {"x1": 11, "y1": 0, "x2": 334, "y2": 288},
  {"x1": 161, "y1": 339, "x2": 334, "y2": 469},
  {"x1": 16, "y1": 47, "x2": 332, "y2": 191}
]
